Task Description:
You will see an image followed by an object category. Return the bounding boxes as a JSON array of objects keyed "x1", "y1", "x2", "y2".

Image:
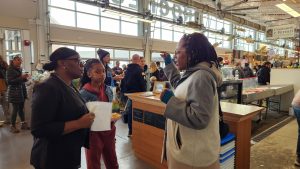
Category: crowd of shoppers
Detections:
[{"x1": 0, "y1": 32, "x2": 293, "y2": 169}]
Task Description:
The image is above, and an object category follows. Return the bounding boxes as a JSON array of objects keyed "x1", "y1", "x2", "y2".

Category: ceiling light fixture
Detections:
[
  {"x1": 102, "y1": 9, "x2": 154, "y2": 23},
  {"x1": 276, "y1": 3, "x2": 300, "y2": 17}
]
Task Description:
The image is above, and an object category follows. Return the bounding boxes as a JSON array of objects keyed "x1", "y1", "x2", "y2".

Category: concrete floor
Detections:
[
  {"x1": 0, "y1": 118, "x2": 299, "y2": 169},
  {"x1": 251, "y1": 119, "x2": 299, "y2": 169},
  {"x1": 0, "y1": 121, "x2": 154, "y2": 169}
]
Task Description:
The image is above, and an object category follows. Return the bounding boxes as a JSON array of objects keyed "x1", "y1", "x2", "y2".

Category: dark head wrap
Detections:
[
  {"x1": 43, "y1": 47, "x2": 79, "y2": 71},
  {"x1": 97, "y1": 49, "x2": 109, "y2": 62}
]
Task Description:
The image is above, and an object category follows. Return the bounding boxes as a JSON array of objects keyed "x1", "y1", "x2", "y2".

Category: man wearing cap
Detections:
[{"x1": 97, "y1": 49, "x2": 123, "y2": 86}]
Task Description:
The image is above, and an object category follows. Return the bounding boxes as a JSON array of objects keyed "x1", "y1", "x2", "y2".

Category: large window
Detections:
[
  {"x1": 150, "y1": 0, "x2": 196, "y2": 42},
  {"x1": 235, "y1": 39, "x2": 255, "y2": 52},
  {"x1": 203, "y1": 14, "x2": 232, "y2": 34},
  {"x1": 235, "y1": 26, "x2": 255, "y2": 52},
  {"x1": 48, "y1": 0, "x2": 138, "y2": 36},
  {"x1": 202, "y1": 14, "x2": 232, "y2": 49},
  {"x1": 256, "y1": 32, "x2": 265, "y2": 42},
  {"x1": 4, "y1": 30, "x2": 22, "y2": 62}
]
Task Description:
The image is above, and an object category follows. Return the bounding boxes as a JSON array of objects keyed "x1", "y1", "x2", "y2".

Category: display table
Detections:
[{"x1": 127, "y1": 92, "x2": 264, "y2": 169}]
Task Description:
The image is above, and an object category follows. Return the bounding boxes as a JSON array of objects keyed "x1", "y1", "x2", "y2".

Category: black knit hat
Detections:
[
  {"x1": 97, "y1": 49, "x2": 109, "y2": 62},
  {"x1": 43, "y1": 47, "x2": 79, "y2": 71}
]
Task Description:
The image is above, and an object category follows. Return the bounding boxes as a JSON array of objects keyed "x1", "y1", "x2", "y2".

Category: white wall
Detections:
[
  {"x1": 50, "y1": 25, "x2": 145, "y2": 50},
  {"x1": 271, "y1": 69, "x2": 300, "y2": 94}
]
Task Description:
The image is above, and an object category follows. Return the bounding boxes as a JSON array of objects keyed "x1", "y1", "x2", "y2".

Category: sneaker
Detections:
[
  {"x1": 295, "y1": 157, "x2": 300, "y2": 167},
  {"x1": 127, "y1": 131, "x2": 132, "y2": 137},
  {"x1": 10, "y1": 126, "x2": 20, "y2": 133},
  {"x1": 21, "y1": 122, "x2": 30, "y2": 130}
]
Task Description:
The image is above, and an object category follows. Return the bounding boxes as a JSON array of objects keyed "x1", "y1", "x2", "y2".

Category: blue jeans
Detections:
[
  {"x1": 294, "y1": 107, "x2": 300, "y2": 157},
  {"x1": 126, "y1": 99, "x2": 132, "y2": 135}
]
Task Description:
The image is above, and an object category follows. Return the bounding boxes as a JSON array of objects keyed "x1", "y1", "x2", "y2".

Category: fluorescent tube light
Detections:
[
  {"x1": 171, "y1": 24, "x2": 201, "y2": 33},
  {"x1": 276, "y1": 3, "x2": 300, "y2": 17},
  {"x1": 135, "y1": 18, "x2": 155, "y2": 23},
  {"x1": 102, "y1": 9, "x2": 154, "y2": 23}
]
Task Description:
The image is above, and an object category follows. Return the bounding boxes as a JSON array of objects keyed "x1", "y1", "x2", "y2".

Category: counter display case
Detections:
[{"x1": 219, "y1": 80, "x2": 243, "y2": 104}]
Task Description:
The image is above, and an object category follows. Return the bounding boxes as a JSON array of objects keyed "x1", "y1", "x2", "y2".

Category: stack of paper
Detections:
[{"x1": 220, "y1": 133, "x2": 235, "y2": 169}]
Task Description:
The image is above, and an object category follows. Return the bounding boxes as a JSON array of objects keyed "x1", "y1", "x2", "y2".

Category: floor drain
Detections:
[{"x1": 251, "y1": 116, "x2": 294, "y2": 143}]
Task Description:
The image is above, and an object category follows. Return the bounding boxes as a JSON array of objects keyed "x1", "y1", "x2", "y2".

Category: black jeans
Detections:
[
  {"x1": 11, "y1": 102, "x2": 25, "y2": 126},
  {"x1": 294, "y1": 107, "x2": 300, "y2": 157},
  {"x1": 126, "y1": 99, "x2": 132, "y2": 134}
]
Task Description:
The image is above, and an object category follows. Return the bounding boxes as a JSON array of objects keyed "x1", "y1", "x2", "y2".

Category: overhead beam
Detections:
[
  {"x1": 222, "y1": 1, "x2": 247, "y2": 11},
  {"x1": 223, "y1": 6, "x2": 259, "y2": 12}
]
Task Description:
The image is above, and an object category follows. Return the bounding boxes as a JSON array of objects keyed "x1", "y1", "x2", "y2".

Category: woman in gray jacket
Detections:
[{"x1": 160, "y1": 33, "x2": 222, "y2": 169}]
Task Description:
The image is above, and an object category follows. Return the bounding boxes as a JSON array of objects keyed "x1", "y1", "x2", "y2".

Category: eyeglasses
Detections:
[{"x1": 64, "y1": 58, "x2": 84, "y2": 65}]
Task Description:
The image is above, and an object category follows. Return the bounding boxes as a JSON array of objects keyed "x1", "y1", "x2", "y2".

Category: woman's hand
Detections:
[
  {"x1": 160, "y1": 52, "x2": 172, "y2": 65},
  {"x1": 21, "y1": 74, "x2": 29, "y2": 80},
  {"x1": 77, "y1": 112, "x2": 95, "y2": 128},
  {"x1": 160, "y1": 89, "x2": 174, "y2": 104}
]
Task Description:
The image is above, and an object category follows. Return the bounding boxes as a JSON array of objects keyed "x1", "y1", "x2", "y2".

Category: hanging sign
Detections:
[{"x1": 266, "y1": 24, "x2": 296, "y2": 39}]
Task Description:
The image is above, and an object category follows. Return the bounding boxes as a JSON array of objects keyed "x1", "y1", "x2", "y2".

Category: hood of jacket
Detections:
[{"x1": 182, "y1": 62, "x2": 223, "y2": 87}]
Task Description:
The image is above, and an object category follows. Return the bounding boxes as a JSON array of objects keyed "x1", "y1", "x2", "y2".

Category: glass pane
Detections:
[
  {"x1": 222, "y1": 41, "x2": 231, "y2": 49},
  {"x1": 121, "y1": 16, "x2": 138, "y2": 23},
  {"x1": 208, "y1": 38, "x2": 215, "y2": 44},
  {"x1": 152, "y1": 28, "x2": 161, "y2": 39},
  {"x1": 76, "y1": 2, "x2": 99, "y2": 15},
  {"x1": 151, "y1": 52, "x2": 163, "y2": 61},
  {"x1": 203, "y1": 18, "x2": 208, "y2": 27},
  {"x1": 152, "y1": 21, "x2": 161, "y2": 28},
  {"x1": 224, "y1": 24, "x2": 231, "y2": 34},
  {"x1": 52, "y1": 44, "x2": 75, "y2": 52},
  {"x1": 115, "y1": 49, "x2": 129, "y2": 60},
  {"x1": 17, "y1": 40, "x2": 22, "y2": 51},
  {"x1": 49, "y1": 0, "x2": 75, "y2": 10},
  {"x1": 101, "y1": 17, "x2": 120, "y2": 33},
  {"x1": 76, "y1": 46, "x2": 96, "y2": 59},
  {"x1": 174, "y1": 31, "x2": 183, "y2": 42},
  {"x1": 120, "y1": 0, "x2": 138, "y2": 11},
  {"x1": 209, "y1": 20, "x2": 216, "y2": 29},
  {"x1": 130, "y1": 51, "x2": 143, "y2": 57},
  {"x1": 173, "y1": 25, "x2": 184, "y2": 32},
  {"x1": 121, "y1": 22, "x2": 137, "y2": 36},
  {"x1": 50, "y1": 7, "x2": 75, "y2": 27},
  {"x1": 77, "y1": 13, "x2": 99, "y2": 30},
  {"x1": 161, "y1": 29, "x2": 173, "y2": 41},
  {"x1": 217, "y1": 22, "x2": 223, "y2": 30}
]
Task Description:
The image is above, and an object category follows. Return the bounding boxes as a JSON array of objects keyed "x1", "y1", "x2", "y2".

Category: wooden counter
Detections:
[{"x1": 127, "y1": 92, "x2": 264, "y2": 169}]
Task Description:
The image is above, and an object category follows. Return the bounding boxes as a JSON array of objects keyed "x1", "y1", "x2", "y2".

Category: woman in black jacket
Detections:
[
  {"x1": 6, "y1": 55, "x2": 29, "y2": 133},
  {"x1": 30, "y1": 47, "x2": 95, "y2": 169}
]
